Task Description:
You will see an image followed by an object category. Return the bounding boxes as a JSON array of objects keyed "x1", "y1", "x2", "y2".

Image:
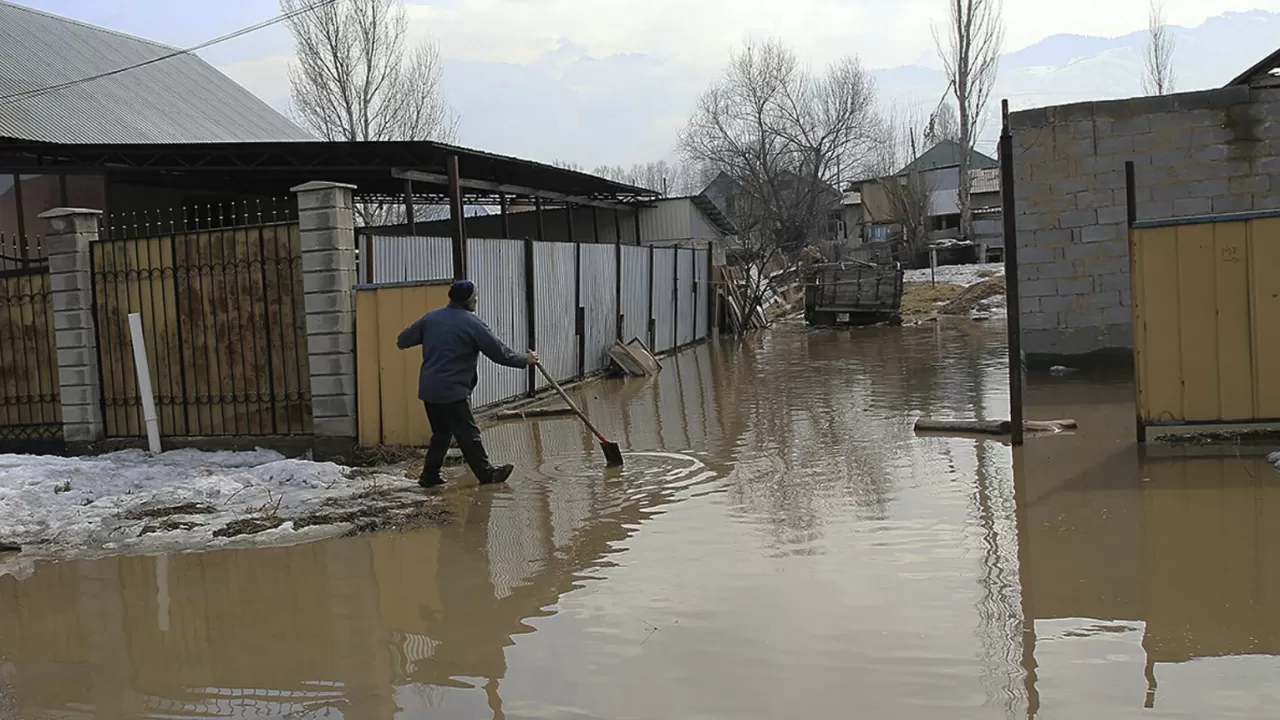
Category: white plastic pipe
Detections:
[{"x1": 128, "y1": 312, "x2": 162, "y2": 454}]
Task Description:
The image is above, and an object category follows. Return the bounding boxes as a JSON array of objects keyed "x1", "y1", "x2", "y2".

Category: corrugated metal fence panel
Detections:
[
  {"x1": 695, "y1": 248, "x2": 710, "y2": 340},
  {"x1": 677, "y1": 247, "x2": 696, "y2": 346},
  {"x1": 619, "y1": 245, "x2": 650, "y2": 347},
  {"x1": 469, "y1": 238, "x2": 528, "y2": 408},
  {"x1": 579, "y1": 244, "x2": 616, "y2": 374},
  {"x1": 359, "y1": 235, "x2": 452, "y2": 284},
  {"x1": 651, "y1": 247, "x2": 676, "y2": 353},
  {"x1": 534, "y1": 241, "x2": 577, "y2": 387}
]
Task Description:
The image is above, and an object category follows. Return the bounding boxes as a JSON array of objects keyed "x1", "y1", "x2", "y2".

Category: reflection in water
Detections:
[
  {"x1": 1, "y1": 322, "x2": 1278, "y2": 718},
  {"x1": 1016, "y1": 377, "x2": 1280, "y2": 718}
]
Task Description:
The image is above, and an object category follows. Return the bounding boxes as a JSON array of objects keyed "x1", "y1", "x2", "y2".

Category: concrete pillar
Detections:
[
  {"x1": 41, "y1": 208, "x2": 104, "y2": 449},
  {"x1": 292, "y1": 181, "x2": 358, "y2": 457}
]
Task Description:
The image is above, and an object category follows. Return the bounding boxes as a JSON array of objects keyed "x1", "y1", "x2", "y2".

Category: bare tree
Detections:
[
  {"x1": 591, "y1": 160, "x2": 714, "y2": 195},
  {"x1": 1143, "y1": 0, "x2": 1177, "y2": 96},
  {"x1": 935, "y1": 0, "x2": 1004, "y2": 245},
  {"x1": 283, "y1": 0, "x2": 459, "y2": 225},
  {"x1": 551, "y1": 159, "x2": 585, "y2": 172},
  {"x1": 925, "y1": 100, "x2": 961, "y2": 146},
  {"x1": 680, "y1": 38, "x2": 879, "y2": 328}
]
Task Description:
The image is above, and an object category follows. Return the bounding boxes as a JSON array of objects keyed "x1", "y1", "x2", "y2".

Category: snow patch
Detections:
[
  {"x1": 0, "y1": 448, "x2": 422, "y2": 577},
  {"x1": 1270, "y1": 452, "x2": 1280, "y2": 472},
  {"x1": 904, "y1": 262, "x2": 1005, "y2": 287}
]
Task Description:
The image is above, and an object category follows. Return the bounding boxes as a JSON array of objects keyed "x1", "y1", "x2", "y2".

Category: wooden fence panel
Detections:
[
  {"x1": 92, "y1": 222, "x2": 311, "y2": 438},
  {"x1": 0, "y1": 269, "x2": 61, "y2": 446},
  {"x1": 1132, "y1": 213, "x2": 1280, "y2": 434},
  {"x1": 354, "y1": 282, "x2": 451, "y2": 447}
]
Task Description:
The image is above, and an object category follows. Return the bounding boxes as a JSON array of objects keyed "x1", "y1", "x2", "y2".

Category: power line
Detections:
[{"x1": 0, "y1": 0, "x2": 336, "y2": 108}]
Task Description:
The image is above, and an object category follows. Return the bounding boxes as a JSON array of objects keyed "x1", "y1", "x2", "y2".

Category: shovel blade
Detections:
[{"x1": 601, "y1": 441, "x2": 625, "y2": 468}]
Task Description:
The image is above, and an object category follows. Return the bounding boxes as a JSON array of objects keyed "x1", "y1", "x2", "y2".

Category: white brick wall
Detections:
[{"x1": 1009, "y1": 85, "x2": 1280, "y2": 359}]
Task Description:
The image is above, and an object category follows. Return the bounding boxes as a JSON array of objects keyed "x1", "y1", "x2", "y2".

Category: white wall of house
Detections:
[
  {"x1": 923, "y1": 166, "x2": 960, "y2": 216},
  {"x1": 639, "y1": 198, "x2": 725, "y2": 245}
]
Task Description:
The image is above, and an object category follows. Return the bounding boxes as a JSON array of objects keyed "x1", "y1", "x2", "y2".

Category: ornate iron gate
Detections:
[
  {"x1": 91, "y1": 207, "x2": 312, "y2": 438},
  {"x1": 0, "y1": 266, "x2": 62, "y2": 449}
]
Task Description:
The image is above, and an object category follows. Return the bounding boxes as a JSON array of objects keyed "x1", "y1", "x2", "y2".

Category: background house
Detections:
[
  {"x1": 842, "y1": 140, "x2": 1004, "y2": 265},
  {"x1": 0, "y1": 0, "x2": 314, "y2": 264}
]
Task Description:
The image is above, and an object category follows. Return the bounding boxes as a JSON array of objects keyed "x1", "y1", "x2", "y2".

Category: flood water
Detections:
[{"x1": 3, "y1": 320, "x2": 1279, "y2": 719}]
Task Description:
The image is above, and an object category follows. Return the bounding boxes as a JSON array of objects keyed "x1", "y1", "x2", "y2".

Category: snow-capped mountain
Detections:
[{"x1": 875, "y1": 10, "x2": 1280, "y2": 153}]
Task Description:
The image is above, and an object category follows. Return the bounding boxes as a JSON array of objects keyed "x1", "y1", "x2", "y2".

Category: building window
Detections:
[{"x1": 930, "y1": 213, "x2": 960, "y2": 232}]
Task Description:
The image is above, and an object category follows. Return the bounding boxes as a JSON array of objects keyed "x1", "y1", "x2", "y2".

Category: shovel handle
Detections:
[{"x1": 533, "y1": 361, "x2": 608, "y2": 440}]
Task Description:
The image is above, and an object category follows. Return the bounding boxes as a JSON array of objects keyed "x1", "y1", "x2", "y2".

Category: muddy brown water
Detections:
[{"x1": 3, "y1": 320, "x2": 1279, "y2": 719}]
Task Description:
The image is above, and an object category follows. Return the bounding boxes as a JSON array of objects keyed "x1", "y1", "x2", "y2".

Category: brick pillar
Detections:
[
  {"x1": 41, "y1": 208, "x2": 104, "y2": 449},
  {"x1": 293, "y1": 181, "x2": 358, "y2": 457}
]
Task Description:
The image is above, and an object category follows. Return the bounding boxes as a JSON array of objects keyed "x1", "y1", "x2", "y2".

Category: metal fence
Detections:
[
  {"x1": 358, "y1": 235, "x2": 452, "y2": 284},
  {"x1": 619, "y1": 245, "x2": 650, "y2": 346},
  {"x1": 469, "y1": 238, "x2": 529, "y2": 408},
  {"x1": 579, "y1": 244, "x2": 616, "y2": 375},
  {"x1": 359, "y1": 235, "x2": 712, "y2": 410},
  {"x1": 533, "y1": 241, "x2": 577, "y2": 389},
  {"x1": 651, "y1": 247, "x2": 676, "y2": 353},
  {"x1": 677, "y1": 247, "x2": 696, "y2": 347}
]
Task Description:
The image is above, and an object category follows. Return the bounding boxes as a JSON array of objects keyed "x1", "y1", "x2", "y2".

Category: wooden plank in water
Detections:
[{"x1": 914, "y1": 418, "x2": 1078, "y2": 436}]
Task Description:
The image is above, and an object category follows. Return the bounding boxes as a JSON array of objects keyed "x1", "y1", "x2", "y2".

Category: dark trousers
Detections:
[{"x1": 423, "y1": 400, "x2": 494, "y2": 480}]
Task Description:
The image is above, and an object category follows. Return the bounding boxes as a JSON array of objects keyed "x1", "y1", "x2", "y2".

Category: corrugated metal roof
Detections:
[
  {"x1": 899, "y1": 140, "x2": 998, "y2": 174},
  {"x1": 0, "y1": 1, "x2": 312, "y2": 143},
  {"x1": 970, "y1": 167, "x2": 1001, "y2": 194}
]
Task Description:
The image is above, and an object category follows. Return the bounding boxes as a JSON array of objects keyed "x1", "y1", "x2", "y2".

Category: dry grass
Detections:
[
  {"x1": 940, "y1": 275, "x2": 1006, "y2": 315},
  {"x1": 901, "y1": 282, "x2": 965, "y2": 316}
]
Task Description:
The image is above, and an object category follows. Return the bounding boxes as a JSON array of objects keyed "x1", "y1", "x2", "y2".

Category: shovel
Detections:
[{"x1": 533, "y1": 361, "x2": 625, "y2": 468}]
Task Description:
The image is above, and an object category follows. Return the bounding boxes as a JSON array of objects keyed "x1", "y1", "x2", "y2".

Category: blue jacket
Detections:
[{"x1": 397, "y1": 302, "x2": 528, "y2": 403}]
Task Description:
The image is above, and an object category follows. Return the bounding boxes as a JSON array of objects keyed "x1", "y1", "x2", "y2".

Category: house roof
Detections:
[
  {"x1": 689, "y1": 193, "x2": 737, "y2": 235},
  {"x1": 971, "y1": 167, "x2": 1001, "y2": 194},
  {"x1": 0, "y1": 138, "x2": 661, "y2": 205},
  {"x1": 1226, "y1": 46, "x2": 1280, "y2": 87},
  {"x1": 898, "y1": 140, "x2": 998, "y2": 174},
  {"x1": 0, "y1": 1, "x2": 312, "y2": 143}
]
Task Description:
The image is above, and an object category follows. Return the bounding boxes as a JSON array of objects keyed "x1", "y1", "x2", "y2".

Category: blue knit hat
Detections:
[{"x1": 449, "y1": 279, "x2": 475, "y2": 303}]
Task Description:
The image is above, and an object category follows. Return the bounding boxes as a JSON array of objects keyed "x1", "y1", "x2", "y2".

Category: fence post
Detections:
[
  {"x1": 614, "y1": 209, "x2": 623, "y2": 341},
  {"x1": 293, "y1": 181, "x2": 358, "y2": 457},
  {"x1": 707, "y1": 243, "x2": 716, "y2": 338},
  {"x1": 999, "y1": 100, "x2": 1024, "y2": 446},
  {"x1": 647, "y1": 245, "x2": 655, "y2": 350},
  {"x1": 672, "y1": 245, "x2": 679, "y2": 350},
  {"x1": 447, "y1": 156, "x2": 466, "y2": 279},
  {"x1": 574, "y1": 240, "x2": 585, "y2": 379},
  {"x1": 41, "y1": 207, "x2": 105, "y2": 449},
  {"x1": 524, "y1": 236, "x2": 537, "y2": 396}
]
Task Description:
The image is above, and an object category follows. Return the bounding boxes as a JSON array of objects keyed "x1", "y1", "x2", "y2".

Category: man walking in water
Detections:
[{"x1": 397, "y1": 280, "x2": 538, "y2": 488}]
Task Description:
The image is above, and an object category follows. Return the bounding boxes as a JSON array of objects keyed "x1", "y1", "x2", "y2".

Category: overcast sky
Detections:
[{"x1": 14, "y1": 0, "x2": 1280, "y2": 167}]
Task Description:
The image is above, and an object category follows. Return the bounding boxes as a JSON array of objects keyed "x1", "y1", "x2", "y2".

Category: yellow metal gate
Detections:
[{"x1": 1130, "y1": 212, "x2": 1280, "y2": 439}]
